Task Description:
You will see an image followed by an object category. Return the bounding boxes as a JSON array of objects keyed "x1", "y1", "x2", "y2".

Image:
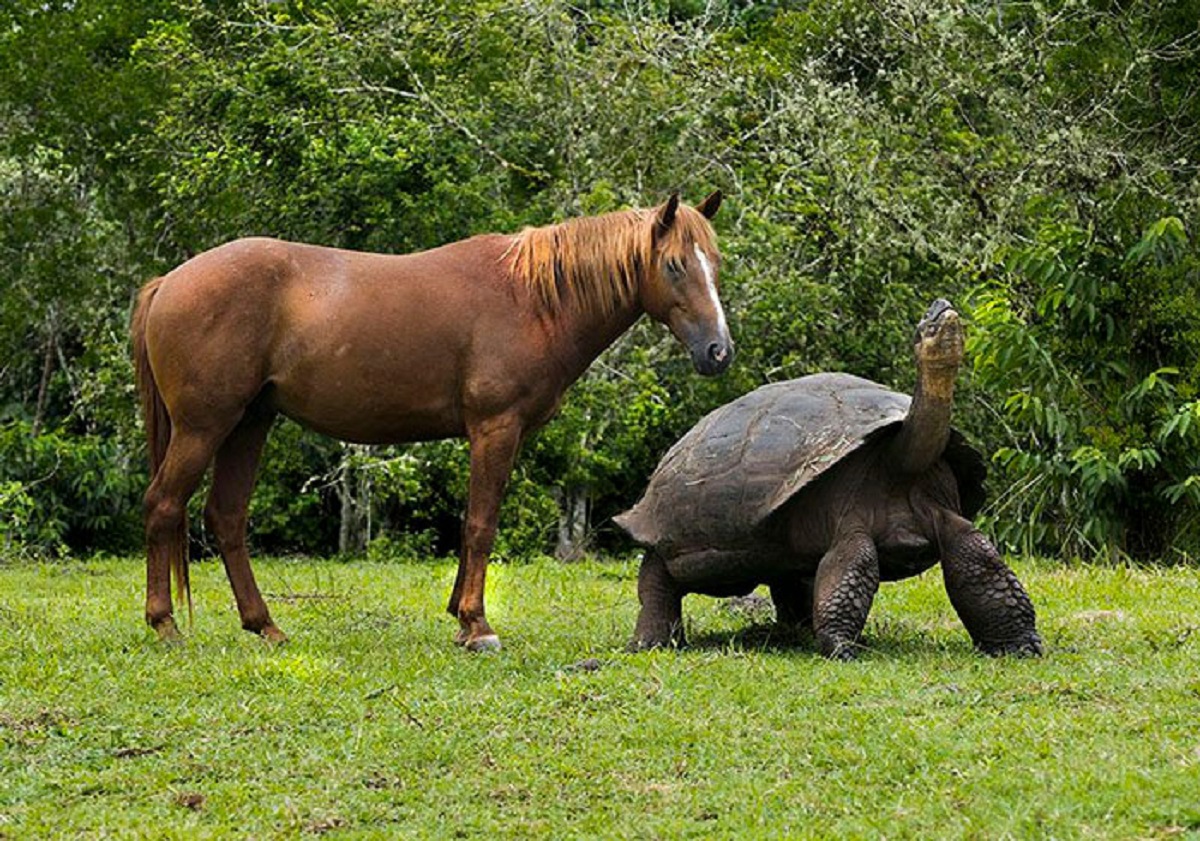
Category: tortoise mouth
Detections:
[
  {"x1": 916, "y1": 299, "x2": 959, "y2": 338},
  {"x1": 915, "y1": 300, "x2": 964, "y2": 368}
]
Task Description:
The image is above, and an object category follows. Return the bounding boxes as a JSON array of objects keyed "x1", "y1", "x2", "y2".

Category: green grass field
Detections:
[{"x1": 2, "y1": 554, "x2": 1199, "y2": 839}]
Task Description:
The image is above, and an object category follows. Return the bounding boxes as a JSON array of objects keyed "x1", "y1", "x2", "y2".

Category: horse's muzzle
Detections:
[{"x1": 693, "y1": 339, "x2": 734, "y2": 376}]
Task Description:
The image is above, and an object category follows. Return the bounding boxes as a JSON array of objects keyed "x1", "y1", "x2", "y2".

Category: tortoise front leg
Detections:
[
  {"x1": 937, "y1": 512, "x2": 1043, "y2": 657},
  {"x1": 812, "y1": 529, "x2": 880, "y2": 660},
  {"x1": 629, "y1": 549, "x2": 685, "y2": 650}
]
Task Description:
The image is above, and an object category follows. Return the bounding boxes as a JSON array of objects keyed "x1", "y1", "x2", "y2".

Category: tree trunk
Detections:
[
  {"x1": 30, "y1": 322, "x2": 56, "y2": 437},
  {"x1": 337, "y1": 444, "x2": 372, "y2": 555},
  {"x1": 554, "y1": 485, "x2": 590, "y2": 561}
]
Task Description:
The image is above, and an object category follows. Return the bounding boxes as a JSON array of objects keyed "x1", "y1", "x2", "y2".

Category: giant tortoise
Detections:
[{"x1": 615, "y1": 299, "x2": 1043, "y2": 659}]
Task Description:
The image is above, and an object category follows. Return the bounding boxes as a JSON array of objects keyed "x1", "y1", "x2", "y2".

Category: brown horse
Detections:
[{"x1": 131, "y1": 192, "x2": 730, "y2": 650}]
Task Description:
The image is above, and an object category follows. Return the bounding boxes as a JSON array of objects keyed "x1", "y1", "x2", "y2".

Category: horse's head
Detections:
[{"x1": 641, "y1": 191, "x2": 734, "y2": 376}]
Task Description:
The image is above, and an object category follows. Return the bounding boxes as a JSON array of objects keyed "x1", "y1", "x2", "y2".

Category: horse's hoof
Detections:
[
  {"x1": 153, "y1": 617, "x2": 182, "y2": 642},
  {"x1": 452, "y1": 628, "x2": 470, "y2": 647},
  {"x1": 260, "y1": 625, "x2": 289, "y2": 645},
  {"x1": 465, "y1": 634, "x2": 502, "y2": 653}
]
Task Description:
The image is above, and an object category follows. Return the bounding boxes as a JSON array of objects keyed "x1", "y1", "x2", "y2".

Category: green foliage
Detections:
[
  {"x1": 0, "y1": 481, "x2": 38, "y2": 555},
  {"x1": 527, "y1": 350, "x2": 679, "y2": 528},
  {"x1": 0, "y1": 422, "x2": 142, "y2": 555},
  {"x1": 0, "y1": 151, "x2": 133, "y2": 430},
  {"x1": 970, "y1": 216, "x2": 1200, "y2": 560},
  {"x1": 2, "y1": 0, "x2": 1200, "y2": 561},
  {"x1": 246, "y1": 420, "x2": 341, "y2": 554}
]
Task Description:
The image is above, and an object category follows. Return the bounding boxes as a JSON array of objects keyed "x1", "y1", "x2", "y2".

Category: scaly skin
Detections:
[
  {"x1": 630, "y1": 549, "x2": 685, "y2": 650},
  {"x1": 938, "y1": 512, "x2": 1043, "y2": 656},
  {"x1": 812, "y1": 529, "x2": 880, "y2": 660},
  {"x1": 888, "y1": 299, "x2": 962, "y2": 476}
]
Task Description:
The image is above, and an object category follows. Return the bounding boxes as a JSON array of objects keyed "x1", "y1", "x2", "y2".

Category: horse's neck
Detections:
[{"x1": 549, "y1": 296, "x2": 643, "y2": 384}]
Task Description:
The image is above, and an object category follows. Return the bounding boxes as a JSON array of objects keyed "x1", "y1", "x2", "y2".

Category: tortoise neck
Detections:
[{"x1": 888, "y1": 364, "x2": 956, "y2": 476}]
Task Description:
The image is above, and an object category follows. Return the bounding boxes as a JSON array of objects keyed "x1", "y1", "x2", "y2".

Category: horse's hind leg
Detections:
[
  {"x1": 144, "y1": 427, "x2": 223, "y2": 639},
  {"x1": 204, "y1": 409, "x2": 285, "y2": 643}
]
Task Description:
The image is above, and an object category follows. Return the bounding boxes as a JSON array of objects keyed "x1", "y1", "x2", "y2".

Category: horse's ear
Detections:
[
  {"x1": 696, "y1": 190, "x2": 722, "y2": 220},
  {"x1": 655, "y1": 192, "x2": 680, "y2": 239}
]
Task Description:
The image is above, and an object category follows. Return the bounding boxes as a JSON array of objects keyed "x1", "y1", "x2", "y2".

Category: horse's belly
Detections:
[
  {"x1": 285, "y1": 406, "x2": 464, "y2": 445},
  {"x1": 270, "y1": 369, "x2": 466, "y2": 445}
]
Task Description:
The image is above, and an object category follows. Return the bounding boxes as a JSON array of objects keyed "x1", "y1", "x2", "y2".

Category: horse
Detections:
[{"x1": 131, "y1": 191, "x2": 731, "y2": 650}]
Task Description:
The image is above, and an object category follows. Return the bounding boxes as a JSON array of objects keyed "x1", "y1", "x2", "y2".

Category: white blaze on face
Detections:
[{"x1": 694, "y1": 243, "x2": 728, "y2": 338}]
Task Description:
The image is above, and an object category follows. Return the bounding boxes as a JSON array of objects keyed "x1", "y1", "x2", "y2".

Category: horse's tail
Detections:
[{"x1": 131, "y1": 277, "x2": 191, "y2": 621}]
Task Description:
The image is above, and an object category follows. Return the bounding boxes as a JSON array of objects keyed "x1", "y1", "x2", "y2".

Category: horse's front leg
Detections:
[{"x1": 448, "y1": 417, "x2": 522, "y2": 651}]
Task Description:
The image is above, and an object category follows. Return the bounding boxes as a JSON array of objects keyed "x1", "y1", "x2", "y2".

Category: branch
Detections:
[{"x1": 391, "y1": 53, "x2": 551, "y2": 183}]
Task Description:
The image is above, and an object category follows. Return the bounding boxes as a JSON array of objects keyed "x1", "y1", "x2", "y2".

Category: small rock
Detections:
[
  {"x1": 174, "y1": 792, "x2": 205, "y2": 811},
  {"x1": 562, "y1": 657, "x2": 603, "y2": 673}
]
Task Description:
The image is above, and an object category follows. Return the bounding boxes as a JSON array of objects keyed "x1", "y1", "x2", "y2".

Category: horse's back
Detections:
[
  {"x1": 144, "y1": 235, "x2": 529, "y2": 443},
  {"x1": 148, "y1": 238, "x2": 310, "y2": 341}
]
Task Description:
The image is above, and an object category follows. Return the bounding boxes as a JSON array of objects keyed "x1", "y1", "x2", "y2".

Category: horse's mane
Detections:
[{"x1": 506, "y1": 203, "x2": 718, "y2": 317}]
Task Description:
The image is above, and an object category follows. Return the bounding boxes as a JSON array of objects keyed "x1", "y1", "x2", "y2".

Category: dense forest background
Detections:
[{"x1": 2, "y1": 0, "x2": 1198, "y2": 564}]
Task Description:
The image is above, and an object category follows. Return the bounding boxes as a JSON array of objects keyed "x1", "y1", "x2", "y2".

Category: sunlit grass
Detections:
[{"x1": 2, "y1": 555, "x2": 1199, "y2": 838}]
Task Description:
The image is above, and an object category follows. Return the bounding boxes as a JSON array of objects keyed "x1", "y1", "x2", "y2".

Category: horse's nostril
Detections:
[{"x1": 694, "y1": 340, "x2": 732, "y2": 376}]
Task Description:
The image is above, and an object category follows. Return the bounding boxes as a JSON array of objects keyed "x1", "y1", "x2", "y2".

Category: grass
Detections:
[{"x1": 1, "y1": 554, "x2": 1199, "y2": 839}]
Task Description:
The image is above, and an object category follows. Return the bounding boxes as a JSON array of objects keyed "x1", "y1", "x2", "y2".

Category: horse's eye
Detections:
[{"x1": 664, "y1": 258, "x2": 686, "y2": 281}]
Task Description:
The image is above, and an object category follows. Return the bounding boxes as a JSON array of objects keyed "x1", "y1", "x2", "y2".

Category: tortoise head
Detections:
[
  {"x1": 913, "y1": 298, "x2": 964, "y2": 374},
  {"x1": 889, "y1": 299, "x2": 964, "y2": 475}
]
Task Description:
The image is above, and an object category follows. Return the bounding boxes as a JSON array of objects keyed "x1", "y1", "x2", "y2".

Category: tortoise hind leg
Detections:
[
  {"x1": 937, "y1": 512, "x2": 1043, "y2": 656},
  {"x1": 629, "y1": 549, "x2": 685, "y2": 650},
  {"x1": 769, "y1": 577, "x2": 814, "y2": 630}
]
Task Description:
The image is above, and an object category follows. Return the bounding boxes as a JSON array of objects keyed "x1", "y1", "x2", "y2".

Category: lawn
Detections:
[{"x1": 1, "y1": 554, "x2": 1199, "y2": 839}]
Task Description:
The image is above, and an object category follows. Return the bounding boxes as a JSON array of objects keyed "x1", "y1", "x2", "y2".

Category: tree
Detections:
[{"x1": 2, "y1": 0, "x2": 1199, "y2": 561}]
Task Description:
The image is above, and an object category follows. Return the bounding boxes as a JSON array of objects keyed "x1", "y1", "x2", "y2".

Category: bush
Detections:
[
  {"x1": 970, "y1": 217, "x2": 1200, "y2": 561},
  {"x1": 0, "y1": 421, "x2": 142, "y2": 556}
]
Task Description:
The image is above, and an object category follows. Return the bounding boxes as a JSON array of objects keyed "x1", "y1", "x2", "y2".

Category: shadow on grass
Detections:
[
  {"x1": 679, "y1": 597, "x2": 977, "y2": 660},
  {"x1": 683, "y1": 624, "x2": 962, "y2": 659},
  {"x1": 685, "y1": 623, "x2": 815, "y2": 654}
]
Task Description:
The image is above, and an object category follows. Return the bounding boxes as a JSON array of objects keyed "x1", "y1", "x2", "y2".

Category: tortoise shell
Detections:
[{"x1": 615, "y1": 372, "x2": 986, "y2": 553}]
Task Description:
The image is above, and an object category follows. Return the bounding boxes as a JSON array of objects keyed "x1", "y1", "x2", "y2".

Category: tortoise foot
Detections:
[
  {"x1": 817, "y1": 634, "x2": 861, "y2": 661},
  {"x1": 978, "y1": 634, "x2": 1043, "y2": 658},
  {"x1": 627, "y1": 636, "x2": 661, "y2": 653},
  {"x1": 627, "y1": 623, "x2": 685, "y2": 652}
]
